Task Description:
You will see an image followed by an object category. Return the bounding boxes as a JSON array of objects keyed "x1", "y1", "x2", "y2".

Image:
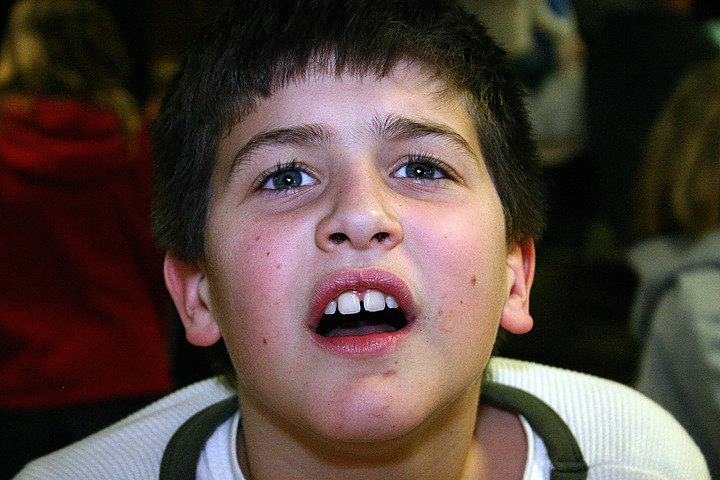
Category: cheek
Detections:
[
  {"x1": 204, "y1": 215, "x2": 310, "y2": 360},
  {"x1": 406, "y1": 201, "x2": 508, "y2": 337},
  {"x1": 208, "y1": 208, "x2": 311, "y2": 298},
  {"x1": 409, "y1": 200, "x2": 507, "y2": 289}
]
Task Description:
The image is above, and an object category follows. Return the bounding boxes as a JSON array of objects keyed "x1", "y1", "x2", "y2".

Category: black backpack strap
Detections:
[
  {"x1": 482, "y1": 382, "x2": 589, "y2": 480},
  {"x1": 159, "y1": 396, "x2": 239, "y2": 480}
]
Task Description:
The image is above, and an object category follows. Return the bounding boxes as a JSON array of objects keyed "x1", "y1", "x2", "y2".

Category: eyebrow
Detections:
[
  {"x1": 229, "y1": 123, "x2": 332, "y2": 178},
  {"x1": 371, "y1": 113, "x2": 477, "y2": 159},
  {"x1": 227, "y1": 114, "x2": 477, "y2": 180}
]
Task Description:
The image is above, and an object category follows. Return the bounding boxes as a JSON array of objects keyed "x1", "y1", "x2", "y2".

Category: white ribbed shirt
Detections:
[{"x1": 14, "y1": 358, "x2": 710, "y2": 479}]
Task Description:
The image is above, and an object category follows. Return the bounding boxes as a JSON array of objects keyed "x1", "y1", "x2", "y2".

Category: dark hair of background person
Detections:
[
  {"x1": 628, "y1": 54, "x2": 720, "y2": 480},
  {"x1": 0, "y1": 1, "x2": 172, "y2": 477},
  {"x1": 635, "y1": 56, "x2": 720, "y2": 239},
  {"x1": 0, "y1": 0, "x2": 142, "y2": 137},
  {"x1": 570, "y1": 0, "x2": 719, "y2": 247}
]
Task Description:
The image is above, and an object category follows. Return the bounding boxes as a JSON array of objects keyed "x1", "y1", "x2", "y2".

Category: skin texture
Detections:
[{"x1": 165, "y1": 64, "x2": 535, "y2": 480}]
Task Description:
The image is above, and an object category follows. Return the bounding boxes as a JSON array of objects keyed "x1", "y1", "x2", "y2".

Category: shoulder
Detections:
[
  {"x1": 13, "y1": 378, "x2": 235, "y2": 480},
  {"x1": 675, "y1": 259, "x2": 720, "y2": 315},
  {"x1": 628, "y1": 232, "x2": 720, "y2": 339},
  {"x1": 485, "y1": 357, "x2": 710, "y2": 479}
]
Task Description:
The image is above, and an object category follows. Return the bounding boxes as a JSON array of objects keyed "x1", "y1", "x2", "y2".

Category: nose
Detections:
[{"x1": 315, "y1": 171, "x2": 403, "y2": 252}]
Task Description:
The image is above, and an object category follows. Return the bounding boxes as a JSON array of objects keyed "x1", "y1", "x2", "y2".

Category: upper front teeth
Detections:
[
  {"x1": 363, "y1": 290, "x2": 385, "y2": 312},
  {"x1": 324, "y1": 290, "x2": 399, "y2": 315},
  {"x1": 338, "y1": 292, "x2": 360, "y2": 314}
]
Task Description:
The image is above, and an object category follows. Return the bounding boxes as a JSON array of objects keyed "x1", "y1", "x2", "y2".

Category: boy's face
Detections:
[{"x1": 166, "y1": 64, "x2": 534, "y2": 444}]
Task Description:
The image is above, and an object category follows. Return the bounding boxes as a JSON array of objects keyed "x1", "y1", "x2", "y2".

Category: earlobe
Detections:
[
  {"x1": 500, "y1": 239, "x2": 536, "y2": 335},
  {"x1": 164, "y1": 252, "x2": 222, "y2": 347}
]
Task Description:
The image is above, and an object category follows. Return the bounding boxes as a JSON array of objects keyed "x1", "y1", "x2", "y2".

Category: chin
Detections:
[{"x1": 305, "y1": 380, "x2": 444, "y2": 446}]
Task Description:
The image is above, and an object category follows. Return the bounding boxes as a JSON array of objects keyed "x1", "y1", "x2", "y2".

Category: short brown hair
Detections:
[{"x1": 151, "y1": 0, "x2": 547, "y2": 263}]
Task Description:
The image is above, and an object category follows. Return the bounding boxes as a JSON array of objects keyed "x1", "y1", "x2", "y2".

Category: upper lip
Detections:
[{"x1": 307, "y1": 268, "x2": 417, "y2": 330}]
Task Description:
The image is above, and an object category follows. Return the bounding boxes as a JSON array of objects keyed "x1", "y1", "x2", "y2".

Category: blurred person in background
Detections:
[
  {"x1": 0, "y1": 0, "x2": 172, "y2": 477},
  {"x1": 462, "y1": 0, "x2": 584, "y2": 92},
  {"x1": 463, "y1": 0, "x2": 587, "y2": 166},
  {"x1": 573, "y1": 0, "x2": 718, "y2": 253},
  {"x1": 628, "y1": 56, "x2": 720, "y2": 479}
]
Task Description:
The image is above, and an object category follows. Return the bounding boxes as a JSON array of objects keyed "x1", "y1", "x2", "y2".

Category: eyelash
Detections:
[
  {"x1": 252, "y1": 153, "x2": 457, "y2": 192},
  {"x1": 400, "y1": 152, "x2": 458, "y2": 181},
  {"x1": 253, "y1": 160, "x2": 312, "y2": 191}
]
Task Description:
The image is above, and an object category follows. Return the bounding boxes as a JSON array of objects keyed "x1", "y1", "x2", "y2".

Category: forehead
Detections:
[{"x1": 216, "y1": 64, "x2": 481, "y2": 169}]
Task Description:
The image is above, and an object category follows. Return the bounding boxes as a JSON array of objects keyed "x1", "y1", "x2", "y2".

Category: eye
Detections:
[
  {"x1": 399, "y1": 162, "x2": 442, "y2": 179},
  {"x1": 392, "y1": 155, "x2": 454, "y2": 181},
  {"x1": 257, "y1": 161, "x2": 317, "y2": 191}
]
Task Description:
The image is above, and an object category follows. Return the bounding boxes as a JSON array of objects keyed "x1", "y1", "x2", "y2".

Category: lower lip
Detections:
[{"x1": 311, "y1": 328, "x2": 411, "y2": 357}]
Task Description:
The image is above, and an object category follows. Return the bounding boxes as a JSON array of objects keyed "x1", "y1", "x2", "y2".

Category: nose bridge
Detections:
[{"x1": 316, "y1": 164, "x2": 402, "y2": 251}]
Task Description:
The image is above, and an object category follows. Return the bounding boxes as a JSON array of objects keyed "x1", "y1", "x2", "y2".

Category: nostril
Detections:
[
  {"x1": 373, "y1": 232, "x2": 390, "y2": 242},
  {"x1": 329, "y1": 232, "x2": 348, "y2": 244},
  {"x1": 326, "y1": 231, "x2": 392, "y2": 247}
]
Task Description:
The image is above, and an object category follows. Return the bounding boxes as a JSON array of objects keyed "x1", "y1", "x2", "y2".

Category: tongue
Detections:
[{"x1": 325, "y1": 322, "x2": 395, "y2": 338}]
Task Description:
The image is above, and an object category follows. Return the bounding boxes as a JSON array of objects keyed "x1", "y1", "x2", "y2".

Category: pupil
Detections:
[
  {"x1": 273, "y1": 170, "x2": 301, "y2": 189},
  {"x1": 408, "y1": 163, "x2": 433, "y2": 178}
]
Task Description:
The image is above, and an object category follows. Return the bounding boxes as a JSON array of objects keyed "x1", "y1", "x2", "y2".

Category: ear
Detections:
[
  {"x1": 500, "y1": 239, "x2": 536, "y2": 335},
  {"x1": 164, "y1": 252, "x2": 222, "y2": 347}
]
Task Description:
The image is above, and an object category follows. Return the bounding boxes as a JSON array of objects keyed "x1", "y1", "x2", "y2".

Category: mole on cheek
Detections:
[
  {"x1": 262, "y1": 338, "x2": 268, "y2": 345},
  {"x1": 470, "y1": 275, "x2": 477, "y2": 286}
]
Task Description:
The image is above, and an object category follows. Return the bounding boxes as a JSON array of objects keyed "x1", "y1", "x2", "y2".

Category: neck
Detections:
[{"x1": 236, "y1": 380, "x2": 513, "y2": 480}]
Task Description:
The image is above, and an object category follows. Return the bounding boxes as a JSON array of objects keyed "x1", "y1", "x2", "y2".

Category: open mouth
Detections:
[{"x1": 315, "y1": 291, "x2": 408, "y2": 338}]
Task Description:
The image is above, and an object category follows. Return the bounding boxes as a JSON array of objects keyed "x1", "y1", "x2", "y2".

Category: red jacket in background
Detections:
[{"x1": 0, "y1": 96, "x2": 172, "y2": 409}]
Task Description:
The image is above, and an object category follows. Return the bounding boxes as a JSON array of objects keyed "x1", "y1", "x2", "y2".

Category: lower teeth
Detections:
[
  {"x1": 316, "y1": 308, "x2": 407, "y2": 338},
  {"x1": 325, "y1": 321, "x2": 397, "y2": 338}
]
